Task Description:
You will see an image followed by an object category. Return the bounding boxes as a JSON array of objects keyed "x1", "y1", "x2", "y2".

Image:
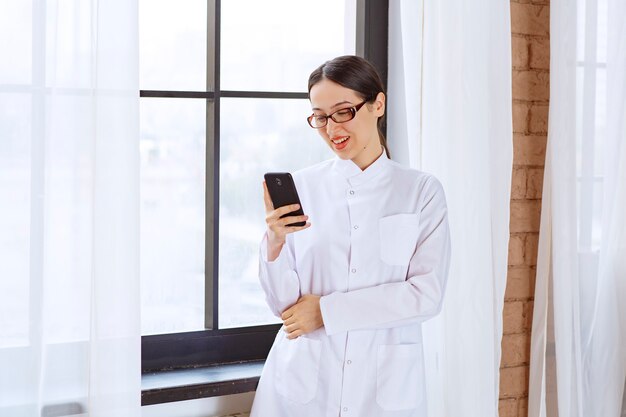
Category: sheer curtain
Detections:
[
  {"x1": 0, "y1": 1, "x2": 141, "y2": 417},
  {"x1": 388, "y1": 1, "x2": 512, "y2": 416},
  {"x1": 528, "y1": 0, "x2": 626, "y2": 416}
]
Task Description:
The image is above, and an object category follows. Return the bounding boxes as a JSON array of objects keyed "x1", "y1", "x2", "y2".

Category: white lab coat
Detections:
[{"x1": 250, "y1": 152, "x2": 451, "y2": 417}]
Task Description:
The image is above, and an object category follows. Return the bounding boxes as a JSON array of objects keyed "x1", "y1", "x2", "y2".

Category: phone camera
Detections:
[{"x1": 275, "y1": 178, "x2": 282, "y2": 186}]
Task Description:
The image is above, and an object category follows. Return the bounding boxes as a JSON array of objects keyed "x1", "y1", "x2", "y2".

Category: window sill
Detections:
[{"x1": 141, "y1": 361, "x2": 264, "y2": 406}]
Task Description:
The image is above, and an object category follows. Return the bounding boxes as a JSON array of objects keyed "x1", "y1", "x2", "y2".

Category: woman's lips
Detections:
[{"x1": 331, "y1": 136, "x2": 350, "y2": 150}]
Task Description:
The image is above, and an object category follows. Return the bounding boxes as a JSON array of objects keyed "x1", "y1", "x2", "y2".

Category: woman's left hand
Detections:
[{"x1": 281, "y1": 295, "x2": 324, "y2": 339}]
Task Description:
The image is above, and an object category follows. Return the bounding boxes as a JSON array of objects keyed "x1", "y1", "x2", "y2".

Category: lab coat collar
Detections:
[{"x1": 332, "y1": 150, "x2": 390, "y2": 187}]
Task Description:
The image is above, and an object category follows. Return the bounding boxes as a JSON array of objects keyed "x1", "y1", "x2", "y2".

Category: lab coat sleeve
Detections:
[
  {"x1": 319, "y1": 177, "x2": 451, "y2": 336},
  {"x1": 258, "y1": 232, "x2": 301, "y2": 318}
]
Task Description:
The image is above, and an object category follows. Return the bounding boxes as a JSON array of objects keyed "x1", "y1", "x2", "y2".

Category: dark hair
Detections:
[{"x1": 308, "y1": 55, "x2": 390, "y2": 159}]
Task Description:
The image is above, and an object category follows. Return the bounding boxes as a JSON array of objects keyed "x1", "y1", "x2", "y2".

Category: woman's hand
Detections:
[
  {"x1": 281, "y1": 295, "x2": 324, "y2": 339},
  {"x1": 263, "y1": 181, "x2": 310, "y2": 261}
]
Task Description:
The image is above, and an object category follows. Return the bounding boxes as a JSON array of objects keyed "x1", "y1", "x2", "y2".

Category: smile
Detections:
[{"x1": 332, "y1": 136, "x2": 350, "y2": 144}]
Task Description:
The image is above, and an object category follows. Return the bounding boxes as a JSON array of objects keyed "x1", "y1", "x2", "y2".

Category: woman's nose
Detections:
[{"x1": 325, "y1": 118, "x2": 339, "y2": 136}]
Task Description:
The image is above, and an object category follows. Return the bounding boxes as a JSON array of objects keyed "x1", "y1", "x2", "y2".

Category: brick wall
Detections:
[{"x1": 499, "y1": 1, "x2": 550, "y2": 416}]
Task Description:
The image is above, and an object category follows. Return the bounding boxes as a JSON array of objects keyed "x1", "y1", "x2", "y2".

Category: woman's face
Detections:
[{"x1": 309, "y1": 78, "x2": 385, "y2": 170}]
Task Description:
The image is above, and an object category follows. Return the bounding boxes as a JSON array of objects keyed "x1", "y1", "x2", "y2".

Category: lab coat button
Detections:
[
  {"x1": 351, "y1": 268, "x2": 356, "y2": 273},
  {"x1": 343, "y1": 407, "x2": 348, "y2": 412},
  {"x1": 347, "y1": 360, "x2": 352, "y2": 364},
  {"x1": 349, "y1": 190, "x2": 355, "y2": 195},
  {"x1": 353, "y1": 225, "x2": 359, "y2": 230}
]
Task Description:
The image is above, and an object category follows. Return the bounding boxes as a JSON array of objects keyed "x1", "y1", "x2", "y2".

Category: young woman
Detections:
[{"x1": 250, "y1": 55, "x2": 451, "y2": 417}]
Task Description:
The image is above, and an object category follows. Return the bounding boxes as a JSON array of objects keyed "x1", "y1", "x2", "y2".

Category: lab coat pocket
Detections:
[
  {"x1": 379, "y1": 213, "x2": 420, "y2": 266},
  {"x1": 275, "y1": 336, "x2": 322, "y2": 404},
  {"x1": 376, "y1": 343, "x2": 424, "y2": 410}
]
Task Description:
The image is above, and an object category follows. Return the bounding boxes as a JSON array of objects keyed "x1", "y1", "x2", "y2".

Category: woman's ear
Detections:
[{"x1": 374, "y1": 92, "x2": 386, "y2": 116}]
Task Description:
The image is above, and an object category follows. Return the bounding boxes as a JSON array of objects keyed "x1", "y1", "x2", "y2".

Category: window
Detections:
[
  {"x1": 140, "y1": 0, "x2": 389, "y2": 371},
  {"x1": 575, "y1": 0, "x2": 607, "y2": 253}
]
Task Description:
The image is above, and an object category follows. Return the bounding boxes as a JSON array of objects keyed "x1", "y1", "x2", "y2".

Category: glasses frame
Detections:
[{"x1": 307, "y1": 100, "x2": 369, "y2": 129}]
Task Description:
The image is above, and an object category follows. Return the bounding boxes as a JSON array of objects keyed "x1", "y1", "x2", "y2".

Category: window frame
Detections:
[{"x1": 141, "y1": 0, "x2": 389, "y2": 373}]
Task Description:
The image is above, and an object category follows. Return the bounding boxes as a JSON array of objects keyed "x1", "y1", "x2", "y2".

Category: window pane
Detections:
[
  {"x1": 140, "y1": 98, "x2": 206, "y2": 335},
  {"x1": 594, "y1": 67, "x2": 606, "y2": 177},
  {"x1": 43, "y1": 94, "x2": 98, "y2": 344},
  {"x1": 45, "y1": 2, "x2": 93, "y2": 89},
  {"x1": 218, "y1": 98, "x2": 332, "y2": 329},
  {"x1": 0, "y1": 94, "x2": 31, "y2": 347},
  {"x1": 0, "y1": 2, "x2": 31, "y2": 84},
  {"x1": 220, "y1": 0, "x2": 356, "y2": 92},
  {"x1": 139, "y1": 0, "x2": 206, "y2": 91}
]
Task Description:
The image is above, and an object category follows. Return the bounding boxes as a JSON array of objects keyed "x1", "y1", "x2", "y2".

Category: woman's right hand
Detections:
[{"x1": 263, "y1": 181, "x2": 310, "y2": 261}]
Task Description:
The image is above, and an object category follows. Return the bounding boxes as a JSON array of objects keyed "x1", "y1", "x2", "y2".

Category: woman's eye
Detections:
[
  {"x1": 314, "y1": 116, "x2": 327, "y2": 123},
  {"x1": 335, "y1": 109, "x2": 352, "y2": 117}
]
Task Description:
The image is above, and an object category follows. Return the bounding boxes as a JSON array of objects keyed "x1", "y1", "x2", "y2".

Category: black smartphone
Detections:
[{"x1": 264, "y1": 172, "x2": 306, "y2": 227}]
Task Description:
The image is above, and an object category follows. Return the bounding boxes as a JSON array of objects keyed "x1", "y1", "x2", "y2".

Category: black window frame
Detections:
[{"x1": 141, "y1": 0, "x2": 389, "y2": 374}]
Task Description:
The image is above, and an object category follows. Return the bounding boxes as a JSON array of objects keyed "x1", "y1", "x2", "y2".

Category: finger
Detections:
[
  {"x1": 287, "y1": 329, "x2": 303, "y2": 340},
  {"x1": 273, "y1": 204, "x2": 301, "y2": 218},
  {"x1": 265, "y1": 205, "x2": 302, "y2": 224},
  {"x1": 284, "y1": 323, "x2": 300, "y2": 334},
  {"x1": 281, "y1": 309, "x2": 293, "y2": 321},
  {"x1": 277, "y1": 215, "x2": 309, "y2": 227},
  {"x1": 282, "y1": 222, "x2": 312, "y2": 234},
  {"x1": 282, "y1": 316, "x2": 297, "y2": 327},
  {"x1": 262, "y1": 182, "x2": 274, "y2": 212}
]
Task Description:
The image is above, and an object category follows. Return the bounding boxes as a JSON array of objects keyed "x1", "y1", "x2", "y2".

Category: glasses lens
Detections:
[
  {"x1": 309, "y1": 114, "x2": 327, "y2": 128},
  {"x1": 331, "y1": 108, "x2": 355, "y2": 123}
]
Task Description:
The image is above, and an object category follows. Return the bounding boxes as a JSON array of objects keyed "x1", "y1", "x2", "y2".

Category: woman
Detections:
[{"x1": 250, "y1": 55, "x2": 451, "y2": 417}]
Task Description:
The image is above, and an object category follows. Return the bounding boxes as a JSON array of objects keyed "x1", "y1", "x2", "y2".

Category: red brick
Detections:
[
  {"x1": 499, "y1": 398, "x2": 518, "y2": 417},
  {"x1": 503, "y1": 301, "x2": 526, "y2": 334},
  {"x1": 511, "y1": 167, "x2": 527, "y2": 199},
  {"x1": 511, "y1": 0, "x2": 549, "y2": 4},
  {"x1": 524, "y1": 301, "x2": 535, "y2": 331},
  {"x1": 509, "y1": 233, "x2": 526, "y2": 266},
  {"x1": 501, "y1": 333, "x2": 531, "y2": 367},
  {"x1": 503, "y1": 0, "x2": 548, "y2": 408},
  {"x1": 526, "y1": 167, "x2": 545, "y2": 198},
  {"x1": 525, "y1": 233, "x2": 539, "y2": 266},
  {"x1": 513, "y1": 70, "x2": 550, "y2": 102},
  {"x1": 529, "y1": 37, "x2": 550, "y2": 70},
  {"x1": 513, "y1": 134, "x2": 547, "y2": 166},
  {"x1": 513, "y1": 102, "x2": 530, "y2": 133},
  {"x1": 512, "y1": 36, "x2": 530, "y2": 69},
  {"x1": 510, "y1": 200, "x2": 542, "y2": 233},
  {"x1": 529, "y1": 104, "x2": 549, "y2": 134},
  {"x1": 519, "y1": 397, "x2": 529, "y2": 417},
  {"x1": 505, "y1": 266, "x2": 535, "y2": 300},
  {"x1": 500, "y1": 366, "x2": 529, "y2": 397},
  {"x1": 511, "y1": 3, "x2": 550, "y2": 37}
]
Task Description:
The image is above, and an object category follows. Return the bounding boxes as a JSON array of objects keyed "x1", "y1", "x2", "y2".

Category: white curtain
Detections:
[
  {"x1": 528, "y1": 0, "x2": 626, "y2": 415},
  {"x1": 0, "y1": 1, "x2": 141, "y2": 416},
  {"x1": 388, "y1": 1, "x2": 512, "y2": 416}
]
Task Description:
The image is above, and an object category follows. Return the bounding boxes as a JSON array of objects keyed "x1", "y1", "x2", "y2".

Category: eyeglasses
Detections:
[{"x1": 307, "y1": 100, "x2": 368, "y2": 129}]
